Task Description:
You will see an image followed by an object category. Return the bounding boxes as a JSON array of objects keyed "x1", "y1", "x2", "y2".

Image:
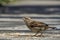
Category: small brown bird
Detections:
[{"x1": 23, "y1": 17, "x2": 56, "y2": 37}]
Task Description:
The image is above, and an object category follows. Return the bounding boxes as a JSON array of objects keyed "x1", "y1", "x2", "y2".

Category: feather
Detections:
[{"x1": 23, "y1": 17, "x2": 56, "y2": 36}]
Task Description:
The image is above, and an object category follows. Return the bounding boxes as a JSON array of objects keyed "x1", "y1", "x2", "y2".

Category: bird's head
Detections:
[
  {"x1": 23, "y1": 17, "x2": 31, "y2": 20},
  {"x1": 23, "y1": 17, "x2": 32, "y2": 22}
]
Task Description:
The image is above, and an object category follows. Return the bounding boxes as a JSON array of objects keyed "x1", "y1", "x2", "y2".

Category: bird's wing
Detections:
[{"x1": 30, "y1": 21, "x2": 48, "y2": 27}]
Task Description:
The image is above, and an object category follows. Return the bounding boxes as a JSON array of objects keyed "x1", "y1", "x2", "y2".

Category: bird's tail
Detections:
[{"x1": 48, "y1": 27, "x2": 56, "y2": 29}]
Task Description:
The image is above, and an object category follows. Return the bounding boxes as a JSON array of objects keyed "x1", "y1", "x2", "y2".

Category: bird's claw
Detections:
[
  {"x1": 31, "y1": 35, "x2": 38, "y2": 37},
  {"x1": 32, "y1": 35, "x2": 44, "y2": 37},
  {"x1": 38, "y1": 35, "x2": 44, "y2": 37}
]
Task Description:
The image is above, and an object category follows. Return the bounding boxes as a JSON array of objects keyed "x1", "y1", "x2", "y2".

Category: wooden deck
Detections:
[
  {"x1": 0, "y1": 32, "x2": 60, "y2": 40},
  {"x1": 0, "y1": 5, "x2": 60, "y2": 40}
]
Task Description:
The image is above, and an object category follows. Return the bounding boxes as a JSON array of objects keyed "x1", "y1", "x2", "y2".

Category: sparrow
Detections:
[{"x1": 23, "y1": 17, "x2": 56, "y2": 37}]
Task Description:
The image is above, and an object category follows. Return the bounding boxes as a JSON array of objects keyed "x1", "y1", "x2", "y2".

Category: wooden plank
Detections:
[
  {"x1": 0, "y1": 18, "x2": 59, "y2": 21},
  {"x1": 0, "y1": 21, "x2": 59, "y2": 24},
  {"x1": 0, "y1": 24, "x2": 59, "y2": 30},
  {"x1": 0, "y1": 14, "x2": 60, "y2": 17},
  {"x1": 0, "y1": 32, "x2": 60, "y2": 40}
]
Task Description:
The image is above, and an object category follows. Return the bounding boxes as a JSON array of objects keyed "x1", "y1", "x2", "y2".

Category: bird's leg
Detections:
[
  {"x1": 34, "y1": 30, "x2": 40, "y2": 37},
  {"x1": 39, "y1": 31, "x2": 44, "y2": 37},
  {"x1": 40, "y1": 32, "x2": 43, "y2": 37}
]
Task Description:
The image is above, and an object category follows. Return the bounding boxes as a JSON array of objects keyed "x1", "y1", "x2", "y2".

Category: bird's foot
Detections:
[
  {"x1": 31, "y1": 35, "x2": 38, "y2": 37},
  {"x1": 38, "y1": 35, "x2": 44, "y2": 37},
  {"x1": 32, "y1": 35, "x2": 44, "y2": 37}
]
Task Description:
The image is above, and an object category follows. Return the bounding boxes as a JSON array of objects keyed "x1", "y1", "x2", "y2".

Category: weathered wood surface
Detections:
[
  {"x1": 0, "y1": 13, "x2": 59, "y2": 40},
  {"x1": 0, "y1": 14, "x2": 59, "y2": 30},
  {"x1": 0, "y1": 33, "x2": 60, "y2": 40},
  {"x1": 0, "y1": 6, "x2": 60, "y2": 40}
]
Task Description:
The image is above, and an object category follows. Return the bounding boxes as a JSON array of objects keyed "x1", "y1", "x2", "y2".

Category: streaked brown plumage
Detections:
[{"x1": 23, "y1": 17, "x2": 56, "y2": 37}]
